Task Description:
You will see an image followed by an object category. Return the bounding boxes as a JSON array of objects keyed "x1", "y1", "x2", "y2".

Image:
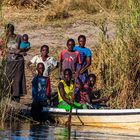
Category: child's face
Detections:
[
  {"x1": 67, "y1": 41, "x2": 74, "y2": 51},
  {"x1": 78, "y1": 37, "x2": 86, "y2": 48},
  {"x1": 64, "y1": 71, "x2": 72, "y2": 83},
  {"x1": 89, "y1": 77, "x2": 96, "y2": 87},
  {"x1": 37, "y1": 64, "x2": 45, "y2": 75},
  {"x1": 41, "y1": 47, "x2": 49, "y2": 57},
  {"x1": 23, "y1": 36, "x2": 28, "y2": 42}
]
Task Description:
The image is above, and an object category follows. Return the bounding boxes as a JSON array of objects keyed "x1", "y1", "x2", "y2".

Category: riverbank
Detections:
[{"x1": 0, "y1": 0, "x2": 140, "y2": 110}]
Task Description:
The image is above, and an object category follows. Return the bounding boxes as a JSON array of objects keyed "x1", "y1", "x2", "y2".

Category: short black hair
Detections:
[
  {"x1": 37, "y1": 62, "x2": 45, "y2": 69},
  {"x1": 40, "y1": 45, "x2": 49, "y2": 51},
  {"x1": 67, "y1": 38, "x2": 75, "y2": 46},
  {"x1": 5, "y1": 23, "x2": 15, "y2": 32},
  {"x1": 88, "y1": 74, "x2": 96, "y2": 82},
  {"x1": 64, "y1": 68, "x2": 72, "y2": 76},
  {"x1": 22, "y1": 34, "x2": 28, "y2": 39},
  {"x1": 78, "y1": 35, "x2": 86, "y2": 41}
]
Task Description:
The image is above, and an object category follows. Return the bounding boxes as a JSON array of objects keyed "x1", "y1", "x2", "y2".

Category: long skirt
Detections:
[{"x1": 6, "y1": 56, "x2": 27, "y2": 97}]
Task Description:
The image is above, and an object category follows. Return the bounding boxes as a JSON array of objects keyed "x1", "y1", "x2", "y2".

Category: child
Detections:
[
  {"x1": 58, "y1": 68, "x2": 82, "y2": 111},
  {"x1": 59, "y1": 38, "x2": 81, "y2": 79},
  {"x1": 31, "y1": 62, "x2": 51, "y2": 121},
  {"x1": 32, "y1": 62, "x2": 51, "y2": 103},
  {"x1": 73, "y1": 35, "x2": 92, "y2": 100},
  {"x1": 27, "y1": 45, "x2": 58, "y2": 77},
  {"x1": 73, "y1": 35, "x2": 92, "y2": 83},
  {"x1": 78, "y1": 74, "x2": 109, "y2": 109},
  {"x1": 20, "y1": 34, "x2": 30, "y2": 50}
]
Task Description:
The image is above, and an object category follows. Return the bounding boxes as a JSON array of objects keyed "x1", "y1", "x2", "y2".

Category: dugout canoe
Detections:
[{"x1": 43, "y1": 107, "x2": 140, "y2": 129}]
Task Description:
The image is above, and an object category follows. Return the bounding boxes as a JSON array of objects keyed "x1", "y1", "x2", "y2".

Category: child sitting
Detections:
[
  {"x1": 20, "y1": 34, "x2": 30, "y2": 50},
  {"x1": 31, "y1": 62, "x2": 51, "y2": 121},
  {"x1": 58, "y1": 68, "x2": 82, "y2": 111},
  {"x1": 78, "y1": 74, "x2": 109, "y2": 109}
]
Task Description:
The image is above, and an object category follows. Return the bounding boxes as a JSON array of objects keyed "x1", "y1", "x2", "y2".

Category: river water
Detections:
[{"x1": 1, "y1": 121, "x2": 140, "y2": 140}]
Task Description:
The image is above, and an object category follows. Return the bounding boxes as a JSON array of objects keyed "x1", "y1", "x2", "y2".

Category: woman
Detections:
[{"x1": 3, "y1": 23, "x2": 27, "y2": 102}]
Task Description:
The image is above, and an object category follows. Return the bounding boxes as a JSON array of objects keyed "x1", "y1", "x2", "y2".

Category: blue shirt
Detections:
[
  {"x1": 73, "y1": 46, "x2": 92, "y2": 72},
  {"x1": 32, "y1": 75, "x2": 50, "y2": 102},
  {"x1": 20, "y1": 41, "x2": 30, "y2": 49}
]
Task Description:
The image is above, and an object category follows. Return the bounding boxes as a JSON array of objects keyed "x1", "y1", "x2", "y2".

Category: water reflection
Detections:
[{"x1": 1, "y1": 121, "x2": 140, "y2": 140}]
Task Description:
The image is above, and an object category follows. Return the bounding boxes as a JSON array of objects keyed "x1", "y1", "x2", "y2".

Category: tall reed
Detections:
[{"x1": 91, "y1": 0, "x2": 140, "y2": 108}]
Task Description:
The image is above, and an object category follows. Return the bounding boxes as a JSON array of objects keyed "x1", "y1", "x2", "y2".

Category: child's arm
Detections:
[
  {"x1": 80, "y1": 56, "x2": 91, "y2": 74},
  {"x1": 91, "y1": 97, "x2": 109, "y2": 104}
]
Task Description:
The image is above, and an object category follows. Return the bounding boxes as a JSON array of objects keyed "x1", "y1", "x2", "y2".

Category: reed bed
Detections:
[{"x1": 90, "y1": 0, "x2": 140, "y2": 108}]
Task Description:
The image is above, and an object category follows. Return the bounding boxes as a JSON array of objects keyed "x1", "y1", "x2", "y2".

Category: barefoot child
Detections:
[{"x1": 31, "y1": 63, "x2": 51, "y2": 121}]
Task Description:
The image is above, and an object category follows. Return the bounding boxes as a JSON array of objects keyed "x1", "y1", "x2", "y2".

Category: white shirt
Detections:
[{"x1": 30, "y1": 55, "x2": 57, "y2": 77}]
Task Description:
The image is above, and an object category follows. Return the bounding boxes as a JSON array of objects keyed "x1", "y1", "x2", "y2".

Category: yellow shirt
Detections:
[{"x1": 58, "y1": 80, "x2": 74, "y2": 103}]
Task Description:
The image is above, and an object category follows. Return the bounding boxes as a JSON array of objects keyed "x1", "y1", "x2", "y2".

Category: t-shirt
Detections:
[
  {"x1": 30, "y1": 55, "x2": 57, "y2": 77},
  {"x1": 20, "y1": 41, "x2": 30, "y2": 49},
  {"x1": 73, "y1": 46, "x2": 92, "y2": 72},
  {"x1": 32, "y1": 75, "x2": 51, "y2": 102},
  {"x1": 59, "y1": 50, "x2": 81, "y2": 74},
  {"x1": 58, "y1": 79, "x2": 74, "y2": 103}
]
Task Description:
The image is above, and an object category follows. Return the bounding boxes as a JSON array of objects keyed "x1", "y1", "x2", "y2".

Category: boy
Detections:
[
  {"x1": 27, "y1": 45, "x2": 58, "y2": 77},
  {"x1": 32, "y1": 62, "x2": 51, "y2": 103},
  {"x1": 59, "y1": 38, "x2": 81, "y2": 79},
  {"x1": 58, "y1": 69, "x2": 82, "y2": 111},
  {"x1": 31, "y1": 63, "x2": 51, "y2": 121}
]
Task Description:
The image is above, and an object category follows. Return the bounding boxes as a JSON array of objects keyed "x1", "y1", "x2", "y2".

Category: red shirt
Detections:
[{"x1": 60, "y1": 50, "x2": 81, "y2": 74}]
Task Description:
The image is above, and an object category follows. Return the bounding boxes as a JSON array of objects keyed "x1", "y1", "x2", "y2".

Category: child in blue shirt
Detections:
[
  {"x1": 73, "y1": 35, "x2": 92, "y2": 102},
  {"x1": 31, "y1": 62, "x2": 51, "y2": 121},
  {"x1": 20, "y1": 34, "x2": 30, "y2": 50}
]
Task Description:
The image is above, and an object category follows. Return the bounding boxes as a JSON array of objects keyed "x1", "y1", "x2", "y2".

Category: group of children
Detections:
[
  {"x1": 0, "y1": 25, "x2": 109, "y2": 109},
  {"x1": 29, "y1": 34, "x2": 109, "y2": 114}
]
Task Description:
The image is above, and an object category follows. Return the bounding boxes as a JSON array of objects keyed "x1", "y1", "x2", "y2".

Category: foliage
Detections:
[{"x1": 90, "y1": 0, "x2": 140, "y2": 108}]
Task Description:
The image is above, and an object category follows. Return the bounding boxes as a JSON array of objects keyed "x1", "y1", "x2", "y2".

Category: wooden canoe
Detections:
[{"x1": 43, "y1": 107, "x2": 140, "y2": 129}]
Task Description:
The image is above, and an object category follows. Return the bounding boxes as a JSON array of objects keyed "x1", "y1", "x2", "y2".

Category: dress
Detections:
[{"x1": 6, "y1": 34, "x2": 27, "y2": 97}]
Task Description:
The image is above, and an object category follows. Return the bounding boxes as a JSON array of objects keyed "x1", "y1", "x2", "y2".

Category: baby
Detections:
[{"x1": 20, "y1": 34, "x2": 30, "y2": 50}]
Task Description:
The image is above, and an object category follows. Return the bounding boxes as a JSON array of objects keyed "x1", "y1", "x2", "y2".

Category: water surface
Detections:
[{"x1": 1, "y1": 121, "x2": 140, "y2": 140}]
